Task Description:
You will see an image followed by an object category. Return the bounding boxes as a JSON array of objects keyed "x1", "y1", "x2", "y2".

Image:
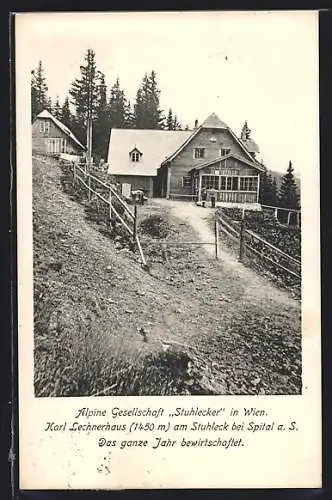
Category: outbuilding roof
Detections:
[
  {"x1": 35, "y1": 110, "x2": 85, "y2": 150},
  {"x1": 107, "y1": 128, "x2": 192, "y2": 176}
]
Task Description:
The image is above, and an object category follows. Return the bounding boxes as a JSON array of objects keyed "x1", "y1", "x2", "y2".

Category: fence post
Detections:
[
  {"x1": 73, "y1": 162, "x2": 76, "y2": 184},
  {"x1": 287, "y1": 211, "x2": 291, "y2": 225},
  {"x1": 239, "y1": 218, "x2": 246, "y2": 262},
  {"x1": 88, "y1": 175, "x2": 91, "y2": 201},
  {"x1": 214, "y1": 217, "x2": 219, "y2": 260},
  {"x1": 109, "y1": 188, "x2": 112, "y2": 225},
  {"x1": 133, "y1": 205, "x2": 138, "y2": 239}
]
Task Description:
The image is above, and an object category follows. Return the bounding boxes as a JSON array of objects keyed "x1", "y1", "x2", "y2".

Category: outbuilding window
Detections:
[{"x1": 40, "y1": 120, "x2": 50, "y2": 134}]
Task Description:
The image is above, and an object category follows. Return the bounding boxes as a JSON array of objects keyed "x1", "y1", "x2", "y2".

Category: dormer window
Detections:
[
  {"x1": 131, "y1": 151, "x2": 140, "y2": 162},
  {"x1": 129, "y1": 147, "x2": 142, "y2": 162}
]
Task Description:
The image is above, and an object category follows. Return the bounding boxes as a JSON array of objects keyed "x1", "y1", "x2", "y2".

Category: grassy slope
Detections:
[{"x1": 33, "y1": 156, "x2": 301, "y2": 396}]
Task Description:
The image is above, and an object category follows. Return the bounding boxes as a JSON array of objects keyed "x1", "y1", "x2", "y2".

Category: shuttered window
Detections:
[{"x1": 182, "y1": 176, "x2": 192, "y2": 188}]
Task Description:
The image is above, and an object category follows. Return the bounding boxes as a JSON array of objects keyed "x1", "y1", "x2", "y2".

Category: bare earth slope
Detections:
[{"x1": 33, "y1": 156, "x2": 301, "y2": 396}]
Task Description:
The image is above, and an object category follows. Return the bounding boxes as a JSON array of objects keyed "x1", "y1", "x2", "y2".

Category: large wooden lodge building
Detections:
[{"x1": 107, "y1": 113, "x2": 265, "y2": 206}]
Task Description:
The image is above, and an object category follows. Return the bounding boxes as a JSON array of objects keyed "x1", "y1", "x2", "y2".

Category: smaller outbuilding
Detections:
[{"x1": 32, "y1": 110, "x2": 86, "y2": 157}]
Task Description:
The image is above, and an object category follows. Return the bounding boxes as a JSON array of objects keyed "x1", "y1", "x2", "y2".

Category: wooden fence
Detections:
[
  {"x1": 261, "y1": 204, "x2": 301, "y2": 227},
  {"x1": 70, "y1": 162, "x2": 147, "y2": 268},
  {"x1": 68, "y1": 161, "x2": 222, "y2": 263},
  {"x1": 217, "y1": 211, "x2": 301, "y2": 281}
]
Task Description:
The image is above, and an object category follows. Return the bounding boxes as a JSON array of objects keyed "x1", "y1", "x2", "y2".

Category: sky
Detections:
[{"x1": 17, "y1": 11, "x2": 319, "y2": 175}]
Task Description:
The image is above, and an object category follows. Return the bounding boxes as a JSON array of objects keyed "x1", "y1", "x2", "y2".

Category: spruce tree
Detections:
[
  {"x1": 173, "y1": 114, "x2": 182, "y2": 130},
  {"x1": 109, "y1": 78, "x2": 127, "y2": 128},
  {"x1": 259, "y1": 164, "x2": 273, "y2": 205},
  {"x1": 53, "y1": 95, "x2": 62, "y2": 120},
  {"x1": 94, "y1": 74, "x2": 110, "y2": 159},
  {"x1": 240, "y1": 120, "x2": 252, "y2": 141},
  {"x1": 124, "y1": 100, "x2": 135, "y2": 128},
  {"x1": 166, "y1": 108, "x2": 173, "y2": 130},
  {"x1": 69, "y1": 49, "x2": 104, "y2": 145},
  {"x1": 31, "y1": 60, "x2": 49, "y2": 121},
  {"x1": 61, "y1": 97, "x2": 72, "y2": 129},
  {"x1": 279, "y1": 161, "x2": 300, "y2": 209},
  {"x1": 45, "y1": 96, "x2": 53, "y2": 112},
  {"x1": 134, "y1": 70, "x2": 164, "y2": 129},
  {"x1": 271, "y1": 177, "x2": 279, "y2": 206}
]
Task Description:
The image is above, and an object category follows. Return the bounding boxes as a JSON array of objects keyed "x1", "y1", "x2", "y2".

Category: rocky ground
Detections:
[{"x1": 33, "y1": 156, "x2": 301, "y2": 397}]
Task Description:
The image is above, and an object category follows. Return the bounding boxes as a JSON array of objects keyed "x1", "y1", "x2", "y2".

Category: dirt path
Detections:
[{"x1": 148, "y1": 199, "x2": 297, "y2": 307}]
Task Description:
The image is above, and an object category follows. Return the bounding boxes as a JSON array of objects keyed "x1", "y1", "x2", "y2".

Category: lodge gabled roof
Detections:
[
  {"x1": 201, "y1": 112, "x2": 228, "y2": 129},
  {"x1": 161, "y1": 113, "x2": 259, "y2": 166},
  {"x1": 35, "y1": 110, "x2": 86, "y2": 150}
]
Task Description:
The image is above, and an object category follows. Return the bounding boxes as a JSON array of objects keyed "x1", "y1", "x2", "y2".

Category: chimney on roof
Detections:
[{"x1": 194, "y1": 119, "x2": 198, "y2": 129}]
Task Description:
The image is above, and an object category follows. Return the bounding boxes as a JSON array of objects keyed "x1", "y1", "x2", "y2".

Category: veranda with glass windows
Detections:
[{"x1": 190, "y1": 161, "x2": 260, "y2": 204}]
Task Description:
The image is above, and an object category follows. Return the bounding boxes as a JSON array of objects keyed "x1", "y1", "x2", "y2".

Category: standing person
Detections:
[{"x1": 201, "y1": 186, "x2": 207, "y2": 207}]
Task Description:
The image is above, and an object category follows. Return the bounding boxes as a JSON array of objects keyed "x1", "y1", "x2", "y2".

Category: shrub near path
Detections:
[{"x1": 33, "y1": 157, "x2": 301, "y2": 396}]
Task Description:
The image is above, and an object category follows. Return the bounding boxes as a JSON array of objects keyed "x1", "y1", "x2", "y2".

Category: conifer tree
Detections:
[
  {"x1": 259, "y1": 163, "x2": 273, "y2": 205},
  {"x1": 271, "y1": 177, "x2": 279, "y2": 206},
  {"x1": 31, "y1": 60, "x2": 49, "y2": 121},
  {"x1": 240, "y1": 120, "x2": 252, "y2": 141},
  {"x1": 134, "y1": 70, "x2": 164, "y2": 129},
  {"x1": 166, "y1": 108, "x2": 174, "y2": 130},
  {"x1": 166, "y1": 109, "x2": 182, "y2": 130},
  {"x1": 69, "y1": 49, "x2": 104, "y2": 145},
  {"x1": 61, "y1": 97, "x2": 72, "y2": 129},
  {"x1": 45, "y1": 96, "x2": 53, "y2": 112},
  {"x1": 279, "y1": 161, "x2": 300, "y2": 209},
  {"x1": 53, "y1": 95, "x2": 62, "y2": 119},
  {"x1": 94, "y1": 74, "x2": 110, "y2": 159},
  {"x1": 173, "y1": 114, "x2": 182, "y2": 130},
  {"x1": 124, "y1": 100, "x2": 135, "y2": 128},
  {"x1": 109, "y1": 78, "x2": 127, "y2": 128}
]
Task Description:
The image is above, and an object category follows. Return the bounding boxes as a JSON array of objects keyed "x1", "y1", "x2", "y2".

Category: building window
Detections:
[
  {"x1": 182, "y1": 176, "x2": 192, "y2": 188},
  {"x1": 201, "y1": 175, "x2": 219, "y2": 190},
  {"x1": 220, "y1": 176, "x2": 233, "y2": 191},
  {"x1": 129, "y1": 147, "x2": 142, "y2": 162},
  {"x1": 221, "y1": 147, "x2": 231, "y2": 156},
  {"x1": 239, "y1": 177, "x2": 258, "y2": 191},
  {"x1": 40, "y1": 120, "x2": 50, "y2": 134},
  {"x1": 47, "y1": 138, "x2": 63, "y2": 154},
  {"x1": 131, "y1": 151, "x2": 140, "y2": 162},
  {"x1": 193, "y1": 148, "x2": 205, "y2": 159}
]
